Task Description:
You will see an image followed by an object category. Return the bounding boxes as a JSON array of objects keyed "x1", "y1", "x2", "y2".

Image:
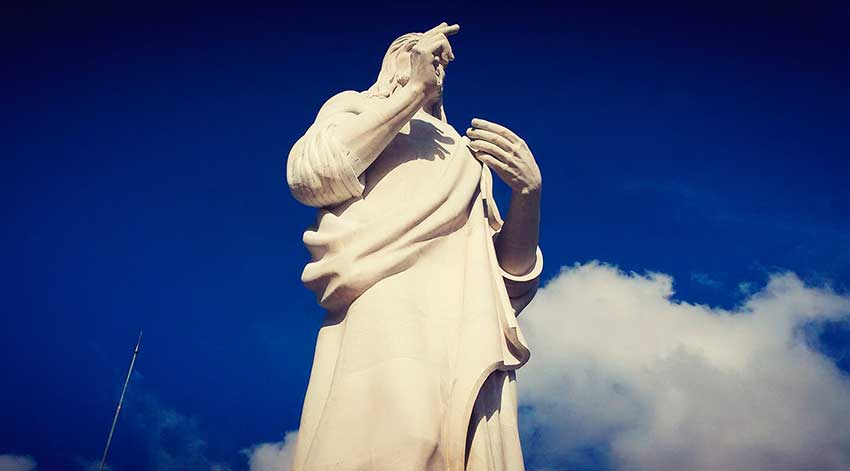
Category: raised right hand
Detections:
[{"x1": 408, "y1": 22, "x2": 459, "y2": 99}]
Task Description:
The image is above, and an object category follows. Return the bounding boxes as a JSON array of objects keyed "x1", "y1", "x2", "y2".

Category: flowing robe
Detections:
[{"x1": 287, "y1": 90, "x2": 543, "y2": 471}]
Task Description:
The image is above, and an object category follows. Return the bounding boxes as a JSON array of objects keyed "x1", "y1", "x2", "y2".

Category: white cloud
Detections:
[
  {"x1": 0, "y1": 455, "x2": 36, "y2": 471},
  {"x1": 519, "y1": 262, "x2": 850, "y2": 471},
  {"x1": 243, "y1": 431, "x2": 298, "y2": 471}
]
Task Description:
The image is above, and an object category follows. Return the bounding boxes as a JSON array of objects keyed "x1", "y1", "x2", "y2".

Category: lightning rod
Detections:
[{"x1": 98, "y1": 331, "x2": 142, "y2": 471}]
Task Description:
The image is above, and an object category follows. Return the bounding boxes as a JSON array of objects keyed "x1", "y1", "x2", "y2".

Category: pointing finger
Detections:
[
  {"x1": 424, "y1": 23, "x2": 460, "y2": 38},
  {"x1": 424, "y1": 22, "x2": 448, "y2": 35},
  {"x1": 436, "y1": 23, "x2": 460, "y2": 37}
]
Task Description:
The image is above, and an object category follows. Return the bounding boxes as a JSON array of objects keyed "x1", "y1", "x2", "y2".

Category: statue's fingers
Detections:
[
  {"x1": 435, "y1": 23, "x2": 460, "y2": 37},
  {"x1": 442, "y1": 41, "x2": 455, "y2": 63},
  {"x1": 471, "y1": 118, "x2": 520, "y2": 143},
  {"x1": 473, "y1": 152, "x2": 513, "y2": 179},
  {"x1": 469, "y1": 140, "x2": 511, "y2": 163},
  {"x1": 466, "y1": 128, "x2": 512, "y2": 152},
  {"x1": 425, "y1": 23, "x2": 459, "y2": 38},
  {"x1": 424, "y1": 22, "x2": 449, "y2": 35},
  {"x1": 427, "y1": 36, "x2": 454, "y2": 63}
]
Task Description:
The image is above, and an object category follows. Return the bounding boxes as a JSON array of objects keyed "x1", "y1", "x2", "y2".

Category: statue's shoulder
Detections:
[{"x1": 316, "y1": 90, "x2": 373, "y2": 120}]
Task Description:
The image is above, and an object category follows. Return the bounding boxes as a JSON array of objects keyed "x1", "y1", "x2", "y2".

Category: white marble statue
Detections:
[{"x1": 286, "y1": 22, "x2": 543, "y2": 471}]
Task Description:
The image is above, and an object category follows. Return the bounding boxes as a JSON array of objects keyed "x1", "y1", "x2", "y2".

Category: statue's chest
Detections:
[{"x1": 367, "y1": 117, "x2": 461, "y2": 193}]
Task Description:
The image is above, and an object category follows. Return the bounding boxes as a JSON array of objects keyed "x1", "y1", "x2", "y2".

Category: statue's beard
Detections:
[
  {"x1": 435, "y1": 64, "x2": 445, "y2": 88},
  {"x1": 391, "y1": 71, "x2": 444, "y2": 120},
  {"x1": 394, "y1": 68, "x2": 445, "y2": 93}
]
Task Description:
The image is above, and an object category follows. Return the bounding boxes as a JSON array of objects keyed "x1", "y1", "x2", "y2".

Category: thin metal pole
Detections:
[{"x1": 98, "y1": 331, "x2": 142, "y2": 471}]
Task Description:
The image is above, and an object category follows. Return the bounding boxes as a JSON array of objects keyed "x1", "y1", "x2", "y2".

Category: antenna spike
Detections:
[{"x1": 98, "y1": 331, "x2": 143, "y2": 471}]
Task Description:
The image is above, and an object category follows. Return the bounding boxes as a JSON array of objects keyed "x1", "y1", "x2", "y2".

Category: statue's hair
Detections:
[{"x1": 366, "y1": 32, "x2": 422, "y2": 98}]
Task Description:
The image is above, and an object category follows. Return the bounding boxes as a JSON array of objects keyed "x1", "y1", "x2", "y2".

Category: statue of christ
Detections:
[{"x1": 286, "y1": 22, "x2": 543, "y2": 471}]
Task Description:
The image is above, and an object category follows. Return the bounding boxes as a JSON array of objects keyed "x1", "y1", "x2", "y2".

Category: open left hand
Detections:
[{"x1": 466, "y1": 118, "x2": 542, "y2": 195}]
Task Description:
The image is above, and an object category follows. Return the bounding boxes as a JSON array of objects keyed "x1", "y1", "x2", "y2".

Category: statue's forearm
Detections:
[
  {"x1": 495, "y1": 190, "x2": 541, "y2": 276},
  {"x1": 335, "y1": 84, "x2": 428, "y2": 176}
]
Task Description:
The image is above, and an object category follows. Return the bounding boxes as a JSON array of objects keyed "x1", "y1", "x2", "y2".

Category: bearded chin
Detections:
[
  {"x1": 393, "y1": 72, "x2": 444, "y2": 93},
  {"x1": 389, "y1": 72, "x2": 445, "y2": 121}
]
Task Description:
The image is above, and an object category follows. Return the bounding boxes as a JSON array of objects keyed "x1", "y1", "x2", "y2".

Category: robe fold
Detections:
[{"x1": 287, "y1": 91, "x2": 542, "y2": 471}]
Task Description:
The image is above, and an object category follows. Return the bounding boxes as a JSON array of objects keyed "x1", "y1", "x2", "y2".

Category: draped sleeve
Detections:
[
  {"x1": 286, "y1": 91, "x2": 368, "y2": 208},
  {"x1": 479, "y1": 161, "x2": 544, "y2": 313}
]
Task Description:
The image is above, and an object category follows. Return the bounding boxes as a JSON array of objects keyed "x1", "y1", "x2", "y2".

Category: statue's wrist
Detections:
[
  {"x1": 514, "y1": 183, "x2": 542, "y2": 198},
  {"x1": 403, "y1": 80, "x2": 428, "y2": 100}
]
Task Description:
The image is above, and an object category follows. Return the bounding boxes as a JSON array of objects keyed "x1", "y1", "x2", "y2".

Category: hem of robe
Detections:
[{"x1": 444, "y1": 152, "x2": 537, "y2": 471}]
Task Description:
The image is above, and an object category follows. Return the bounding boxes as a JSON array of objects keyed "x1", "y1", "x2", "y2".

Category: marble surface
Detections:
[{"x1": 286, "y1": 23, "x2": 543, "y2": 470}]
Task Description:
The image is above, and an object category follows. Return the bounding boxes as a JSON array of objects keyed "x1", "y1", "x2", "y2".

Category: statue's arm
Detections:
[
  {"x1": 465, "y1": 118, "x2": 543, "y2": 299},
  {"x1": 286, "y1": 86, "x2": 430, "y2": 208},
  {"x1": 332, "y1": 83, "x2": 430, "y2": 176},
  {"x1": 332, "y1": 24, "x2": 457, "y2": 176},
  {"x1": 496, "y1": 191, "x2": 541, "y2": 283},
  {"x1": 490, "y1": 188, "x2": 542, "y2": 309},
  {"x1": 465, "y1": 118, "x2": 542, "y2": 277},
  {"x1": 287, "y1": 27, "x2": 456, "y2": 208}
]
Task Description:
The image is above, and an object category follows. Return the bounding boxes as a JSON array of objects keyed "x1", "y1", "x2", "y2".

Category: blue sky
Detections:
[{"x1": 2, "y1": 2, "x2": 849, "y2": 470}]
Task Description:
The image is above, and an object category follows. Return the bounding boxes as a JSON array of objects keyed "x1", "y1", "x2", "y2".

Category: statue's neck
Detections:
[{"x1": 422, "y1": 98, "x2": 445, "y2": 123}]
